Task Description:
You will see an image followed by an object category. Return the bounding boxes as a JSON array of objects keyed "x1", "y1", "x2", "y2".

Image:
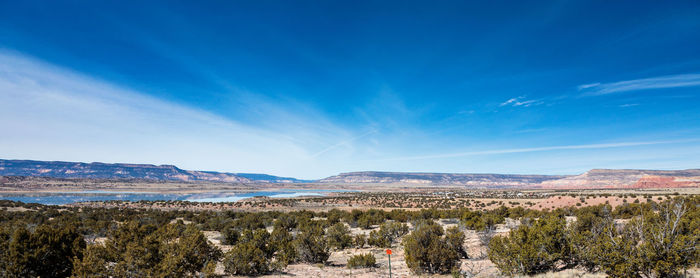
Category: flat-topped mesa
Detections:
[
  {"x1": 1, "y1": 159, "x2": 698, "y2": 189},
  {"x1": 0, "y1": 159, "x2": 319, "y2": 183},
  {"x1": 319, "y1": 171, "x2": 567, "y2": 186},
  {"x1": 585, "y1": 168, "x2": 700, "y2": 177},
  {"x1": 539, "y1": 169, "x2": 700, "y2": 189},
  {"x1": 0, "y1": 159, "x2": 251, "y2": 183}
]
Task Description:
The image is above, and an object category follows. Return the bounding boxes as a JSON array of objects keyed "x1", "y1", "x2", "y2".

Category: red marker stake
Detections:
[{"x1": 386, "y1": 249, "x2": 392, "y2": 278}]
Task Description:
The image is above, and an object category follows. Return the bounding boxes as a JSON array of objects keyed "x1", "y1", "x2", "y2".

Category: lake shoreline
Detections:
[{"x1": 0, "y1": 189, "x2": 357, "y2": 205}]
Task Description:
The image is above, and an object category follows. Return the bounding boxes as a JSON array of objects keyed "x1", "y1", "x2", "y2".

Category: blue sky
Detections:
[{"x1": 1, "y1": 1, "x2": 699, "y2": 179}]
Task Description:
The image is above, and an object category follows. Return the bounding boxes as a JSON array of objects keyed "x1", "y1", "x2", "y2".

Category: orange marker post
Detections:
[{"x1": 386, "y1": 249, "x2": 392, "y2": 278}]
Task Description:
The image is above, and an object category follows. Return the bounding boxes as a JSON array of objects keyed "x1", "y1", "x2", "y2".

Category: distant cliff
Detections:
[
  {"x1": 2, "y1": 159, "x2": 698, "y2": 189},
  {"x1": 319, "y1": 171, "x2": 567, "y2": 187},
  {"x1": 319, "y1": 169, "x2": 700, "y2": 189},
  {"x1": 235, "y1": 173, "x2": 314, "y2": 183},
  {"x1": 0, "y1": 159, "x2": 252, "y2": 182},
  {"x1": 539, "y1": 169, "x2": 700, "y2": 189},
  {"x1": 0, "y1": 159, "x2": 306, "y2": 183}
]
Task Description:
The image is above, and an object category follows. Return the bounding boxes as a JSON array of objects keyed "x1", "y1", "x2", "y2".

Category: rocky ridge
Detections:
[
  {"x1": 0, "y1": 159, "x2": 253, "y2": 183},
  {"x1": 319, "y1": 171, "x2": 567, "y2": 187}
]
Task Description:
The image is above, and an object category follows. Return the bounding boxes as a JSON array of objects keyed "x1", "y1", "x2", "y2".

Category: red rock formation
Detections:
[{"x1": 629, "y1": 176, "x2": 695, "y2": 189}]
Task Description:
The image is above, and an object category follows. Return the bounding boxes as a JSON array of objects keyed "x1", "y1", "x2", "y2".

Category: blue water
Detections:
[{"x1": 0, "y1": 190, "x2": 351, "y2": 205}]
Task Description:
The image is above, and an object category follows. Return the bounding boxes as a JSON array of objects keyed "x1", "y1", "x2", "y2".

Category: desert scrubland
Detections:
[{"x1": 1, "y1": 186, "x2": 698, "y2": 278}]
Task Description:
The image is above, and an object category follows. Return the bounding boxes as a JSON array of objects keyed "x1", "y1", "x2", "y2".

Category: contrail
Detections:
[
  {"x1": 311, "y1": 129, "x2": 378, "y2": 158},
  {"x1": 579, "y1": 73, "x2": 700, "y2": 96},
  {"x1": 372, "y1": 138, "x2": 700, "y2": 162}
]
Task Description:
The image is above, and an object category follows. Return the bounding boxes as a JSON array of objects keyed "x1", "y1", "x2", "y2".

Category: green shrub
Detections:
[
  {"x1": 576, "y1": 199, "x2": 699, "y2": 277},
  {"x1": 347, "y1": 253, "x2": 376, "y2": 268},
  {"x1": 273, "y1": 214, "x2": 298, "y2": 231},
  {"x1": 270, "y1": 226, "x2": 296, "y2": 266},
  {"x1": 239, "y1": 229, "x2": 274, "y2": 258},
  {"x1": 354, "y1": 234, "x2": 367, "y2": 248},
  {"x1": 326, "y1": 209, "x2": 347, "y2": 225},
  {"x1": 367, "y1": 229, "x2": 389, "y2": 248},
  {"x1": 223, "y1": 242, "x2": 271, "y2": 275},
  {"x1": 223, "y1": 228, "x2": 277, "y2": 276},
  {"x1": 461, "y1": 210, "x2": 504, "y2": 231},
  {"x1": 2, "y1": 225, "x2": 85, "y2": 277},
  {"x1": 73, "y1": 222, "x2": 220, "y2": 277},
  {"x1": 72, "y1": 244, "x2": 110, "y2": 277},
  {"x1": 368, "y1": 221, "x2": 408, "y2": 248},
  {"x1": 445, "y1": 226, "x2": 467, "y2": 259},
  {"x1": 157, "y1": 225, "x2": 222, "y2": 277},
  {"x1": 233, "y1": 213, "x2": 267, "y2": 230},
  {"x1": 327, "y1": 223, "x2": 352, "y2": 250},
  {"x1": 222, "y1": 225, "x2": 240, "y2": 245},
  {"x1": 356, "y1": 209, "x2": 386, "y2": 229},
  {"x1": 294, "y1": 225, "x2": 330, "y2": 263},
  {"x1": 488, "y1": 215, "x2": 571, "y2": 275},
  {"x1": 403, "y1": 220, "x2": 460, "y2": 274}
]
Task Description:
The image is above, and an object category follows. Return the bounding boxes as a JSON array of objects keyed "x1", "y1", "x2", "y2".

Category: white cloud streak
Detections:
[
  {"x1": 311, "y1": 129, "x2": 378, "y2": 158},
  {"x1": 499, "y1": 96, "x2": 542, "y2": 107},
  {"x1": 579, "y1": 73, "x2": 700, "y2": 95},
  {"x1": 373, "y1": 139, "x2": 699, "y2": 162},
  {"x1": 0, "y1": 50, "x2": 358, "y2": 179}
]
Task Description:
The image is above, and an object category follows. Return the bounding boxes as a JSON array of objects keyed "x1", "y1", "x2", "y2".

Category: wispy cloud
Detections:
[
  {"x1": 499, "y1": 96, "x2": 542, "y2": 107},
  {"x1": 0, "y1": 50, "x2": 356, "y2": 179},
  {"x1": 579, "y1": 73, "x2": 700, "y2": 96},
  {"x1": 373, "y1": 139, "x2": 699, "y2": 162},
  {"x1": 311, "y1": 129, "x2": 378, "y2": 158},
  {"x1": 618, "y1": 103, "x2": 639, "y2": 108}
]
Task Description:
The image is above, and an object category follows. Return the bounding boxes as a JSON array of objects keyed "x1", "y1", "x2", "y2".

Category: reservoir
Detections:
[{"x1": 0, "y1": 189, "x2": 350, "y2": 205}]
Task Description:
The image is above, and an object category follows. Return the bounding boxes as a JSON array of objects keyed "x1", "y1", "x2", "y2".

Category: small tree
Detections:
[
  {"x1": 445, "y1": 226, "x2": 468, "y2": 259},
  {"x1": 223, "y1": 242, "x2": 271, "y2": 275},
  {"x1": 270, "y1": 226, "x2": 296, "y2": 266},
  {"x1": 327, "y1": 223, "x2": 352, "y2": 250},
  {"x1": 273, "y1": 214, "x2": 298, "y2": 231},
  {"x1": 488, "y1": 215, "x2": 571, "y2": 275},
  {"x1": 77, "y1": 222, "x2": 221, "y2": 277},
  {"x1": 221, "y1": 225, "x2": 240, "y2": 245},
  {"x1": 224, "y1": 228, "x2": 278, "y2": 276},
  {"x1": 156, "y1": 225, "x2": 221, "y2": 277},
  {"x1": 403, "y1": 220, "x2": 460, "y2": 274},
  {"x1": 294, "y1": 225, "x2": 330, "y2": 263},
  {"x1": 368, "y1": 221, "x2": 408, "y2": 248},
  {"x1": 578, "y1": 199, "x2": 699, "y2": 277},
  {"x1": 367, "y1": 229, "x2": 390, "y2": 248},
  {"x1": 72, "y1": 244, "x2": 110, "y2": 277},
  {"x1": 573, "y1": 217, "x2": 641, "y2": 278},
  {"x1": 4, "y1": 225, "x2": 85, "y2": 277}
]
